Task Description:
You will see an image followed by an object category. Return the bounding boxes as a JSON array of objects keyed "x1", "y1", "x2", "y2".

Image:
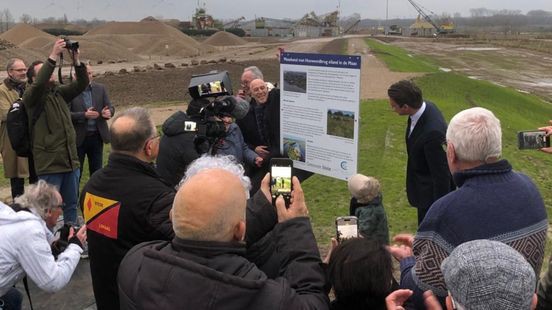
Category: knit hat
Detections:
[
  {"x1": 347, "y1": 174, "x2": 380, "y2": 204},
  {"x1": 441, "y1": 239, "x2": 535, "y2": 310}
]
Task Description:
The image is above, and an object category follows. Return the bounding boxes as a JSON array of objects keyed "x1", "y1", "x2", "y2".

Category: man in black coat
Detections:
[
  {"x1": 118, "y1": 155, "x2": 329, "y2": 310},
  {"x1": 80, "y1": 107, "x2": 175, "y2": 310},
  {"x1": 70, "y1": 63, "x2": 114, "y2": 179},
  {"x1": 388, "y1": 80, "x2": 453, "y2": 225}
]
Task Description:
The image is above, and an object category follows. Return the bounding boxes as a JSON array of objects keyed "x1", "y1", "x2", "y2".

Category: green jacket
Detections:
[{"x1": 22, "y1": 59, "x2": 89, "y2": 175}]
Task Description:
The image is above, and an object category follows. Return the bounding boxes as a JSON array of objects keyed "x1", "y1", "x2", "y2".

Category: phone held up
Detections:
[
  {"x1": 517, "y1": 131, "x2": 550, "y2": 150},
  {"x1": 270, "y1": 158, "x2": 293, "y2": 207},
  {"x1": 336, "y1": 216, "x2": 358, "y2": 242}
]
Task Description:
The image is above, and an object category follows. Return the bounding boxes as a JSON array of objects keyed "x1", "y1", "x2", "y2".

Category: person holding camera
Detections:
[
  {"x1": 23, "y1": 38, "x2": 89, "y2": 225},
  {"x1": 118, "y1": 155, "x2": 329, "y2": 309},
  {"x1": 0, "y1": 180, "x2": 86, "y2": 310}
]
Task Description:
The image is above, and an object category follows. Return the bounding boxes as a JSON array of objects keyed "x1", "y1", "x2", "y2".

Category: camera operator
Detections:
[
  {"x1": 23, "y1": 38, "x2": 89, "y2": 225},
  {"x1": 0, "y1": 180, "x2": 86, "y2": 310}
]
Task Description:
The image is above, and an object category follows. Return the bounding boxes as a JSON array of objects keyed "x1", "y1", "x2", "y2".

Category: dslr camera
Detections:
[{"x1": 63, "y1": 37, "x2": 79, "y2": 51}]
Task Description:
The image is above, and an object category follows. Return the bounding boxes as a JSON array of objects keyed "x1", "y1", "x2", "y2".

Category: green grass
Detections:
[
  {"x1": 364, "y1": 38, "x2": 439, "y2": 72},
  {"x1": 305, "y1": 71, "x2": 552, "y2": 259}
]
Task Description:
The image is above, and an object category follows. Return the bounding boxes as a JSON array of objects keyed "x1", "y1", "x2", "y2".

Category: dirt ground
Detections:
[{"x1": 390, "y1": 37, "x2": 552, "y2": 102}]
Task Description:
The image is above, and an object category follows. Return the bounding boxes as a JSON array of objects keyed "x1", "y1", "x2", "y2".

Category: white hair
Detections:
[
  {"x1": 14, "y1": 180, "x2": 60, "y2": 220},
  {"x1": 179, "y1": 155, "x2": 251, "y2": 197},
  {"x1": 243, "y1": 66, "x2": 264, "y2": 80},
  {"x1": 446, "y1": 107, "x2": 501, "y2": 162}
]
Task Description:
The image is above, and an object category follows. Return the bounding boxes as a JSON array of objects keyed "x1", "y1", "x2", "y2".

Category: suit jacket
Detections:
[
  {"x1": 406, "y1": 101, "x2": 452, "y2": 209},
  {"x1": 70, "y1": 82, "x2": 114, "y2": 147}
]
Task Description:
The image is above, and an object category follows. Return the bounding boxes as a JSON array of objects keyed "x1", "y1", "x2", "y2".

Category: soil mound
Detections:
[
  {"x1": 203, "y1": 31, "x2": 247, "y2": 46},
  {"x1": 85, "y1": 20, "x2": 202, "y2": 57},
  {"x1": 0, "y1": 24, "x2": 55, "y2": 46}
]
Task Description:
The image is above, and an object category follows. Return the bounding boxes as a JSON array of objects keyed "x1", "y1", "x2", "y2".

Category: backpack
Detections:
[{"x1": 6, "y1": 98, "x2": 43, "y2": 157}]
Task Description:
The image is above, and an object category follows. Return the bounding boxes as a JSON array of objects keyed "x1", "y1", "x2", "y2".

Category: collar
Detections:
[
  {"x1": 172, "y1": 237, "x2": 246, "y2": 257},
  {"x1": 409, "y1": 101, "x2": 426, "y2": 127},
  {"x1": 452, "y1": 159, "x2": 512, "y2": 187},
  {"x1": 3, "y1": 77, "x2": 25, "y2": 92},
  {"x1": 351, "y1": 194, "x2": 382, "y2": 207}
]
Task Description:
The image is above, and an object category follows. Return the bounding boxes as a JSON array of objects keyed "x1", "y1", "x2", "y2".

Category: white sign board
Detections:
[{"x1": 279, "y1": 52, "x2": 361, "y2": 181}]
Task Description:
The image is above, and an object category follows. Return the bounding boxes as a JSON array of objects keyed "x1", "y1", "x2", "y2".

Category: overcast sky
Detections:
[{"x1": 6, "y1": 0, "x2": 552, "y2": 22}]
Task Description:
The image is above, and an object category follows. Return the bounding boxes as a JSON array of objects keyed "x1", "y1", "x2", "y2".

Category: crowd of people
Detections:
[{"x1": 0, "y1": 37, "x2": 551, "y2": 310}]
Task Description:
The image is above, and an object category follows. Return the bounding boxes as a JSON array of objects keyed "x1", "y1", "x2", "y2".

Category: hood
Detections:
[
  {"x1": 0, "y1": 201, "x2": 42, "y2": 226},
  {"x1": 162, "y1": 111, "x2": 194, "y2": 137}
]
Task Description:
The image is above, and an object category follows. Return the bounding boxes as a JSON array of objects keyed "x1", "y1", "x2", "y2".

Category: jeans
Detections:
[
  {"x1": 77, "y1": 132, "x2": 104, "y2": 181},
  {"x1": 0, "y1": 287, "x2": 22, "y2": 310},
  {"x1": 39, "y1": 169, "x2": 80, "y2": 224}
]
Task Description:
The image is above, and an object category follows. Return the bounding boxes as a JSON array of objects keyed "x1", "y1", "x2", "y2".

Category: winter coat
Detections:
[
  {"x1": 0, "y1": 78, "x2": 29, "y2": 178},
  {"x1": 80, "y1": 152, "x2": 175, "y2": 310},
  {"x1": 118, "y1": 217, "x2": 329, "y2": 310},
  {"x1": 0, "y1": 202, "x2": 82, "y2": 297},
  {"x1": 213, "y1": 123, "x2": 258, "y2": 166},
  {"x1": 349, "y1": 195, "x2": 390, "y2": 244},
  {"x1": 22, "y1": 59, "x2": 88, "y2": 175}
]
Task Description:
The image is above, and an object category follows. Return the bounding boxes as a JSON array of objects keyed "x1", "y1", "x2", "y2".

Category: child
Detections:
[
  {"x1": 213, "y1": 114, "x2": 263, "y2": 168},
  {"x1": 347, "y1": 174, "x2": 389, "y2": 245}
]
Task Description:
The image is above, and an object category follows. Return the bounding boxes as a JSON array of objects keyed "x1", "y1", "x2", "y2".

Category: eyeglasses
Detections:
[{"x1": 441, "y1": 141, "x2": 448, "y2": 153}]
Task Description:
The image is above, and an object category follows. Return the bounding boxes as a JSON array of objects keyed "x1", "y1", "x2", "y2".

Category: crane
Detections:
[
  {"x1": 407, "y1": 0, "x2": 452, "y2": 35},
  {"x1": 223, "y1": 16, "x2": 245, "y2": 29}
]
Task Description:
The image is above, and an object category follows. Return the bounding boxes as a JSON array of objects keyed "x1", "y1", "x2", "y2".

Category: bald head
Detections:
[
  {"x1": 250, "y1": 78, "x2": 268, "y2": 104},
  {"x1": 110, "y1": 107, "x2": 155, "y2": 153},
  {"x1": 172, "y1": 168, "x2": 247, "y2": 242}
]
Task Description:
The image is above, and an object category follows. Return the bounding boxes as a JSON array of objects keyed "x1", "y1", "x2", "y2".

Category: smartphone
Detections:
[
  {"x1": 270, "y1": 158, "x2": 293, "y2": 206},
  {"x1": 336, "y1": 216, "x2": 358, "y2": 241},
  {"x1": 517, "y1": 131, "x2": 550, "y2": 150}
]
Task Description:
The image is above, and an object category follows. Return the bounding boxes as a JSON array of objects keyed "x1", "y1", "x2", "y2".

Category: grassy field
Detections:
[
  {"x1": 306, "y1": 41, "x2": 552, "y2": 264},
  {"x1": 364, "y1": 38, "x2": 439, "y2": 72}
]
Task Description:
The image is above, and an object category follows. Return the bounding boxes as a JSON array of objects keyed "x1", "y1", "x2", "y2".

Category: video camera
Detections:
[{"x1": 186, "y1": 71, "x2": 249, "y2": 154}]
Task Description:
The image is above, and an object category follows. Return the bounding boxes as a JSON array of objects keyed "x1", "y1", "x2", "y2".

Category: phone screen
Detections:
[
  {"x1": 336, "y1": 216, "x2": 358, "y2": 241},
  {"x1": 271, "y1": 165, "x2": 292, "y2": 196},
  {"x1": 518, "y1": 131, "x2": 550, "y2": 149}
]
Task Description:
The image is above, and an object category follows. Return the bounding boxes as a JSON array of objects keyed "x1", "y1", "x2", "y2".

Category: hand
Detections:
[
  {"x1": 254, "y1": 156, "x2": 263, "y2": 167},
  {"x1": 385, "y1": 289, "x2": 413, "y2": 310},
  {"x1": 387, "y1": 233, "x2": 415, "y2": 261},
  {"x1": 275, "y1": 176, "x2": 308, "y2": 222},
  {"x1": 237, "y1": 89, "x2": 246, "y2": 99},
  {"x1": 255, "y1": 145, "x2": 270, "y2": 158},
  {"x1": 539, "y1": 120, "x2": 552, "y2": 154},
  {"x1": 49, "y1": 39, "x2": 66, "y2": 60},
  {"x1": 75, "y1": 225, "x2": 87, "y2": 246},
  {"x1": 423, "y1": 291, "x2": 444, "y2": 310},
  {"x1": 101, "y1": 106, "x2": 112, "y2": 119},
  {"x1": 85, "y1": 107, "x2": 99, "y2": 119},
  {"x1": 322, "y1": 238, "x2": 338, "y2": 264},
  {"x1": 259, "y1": 173, "x2": 271, "y2": 203}
]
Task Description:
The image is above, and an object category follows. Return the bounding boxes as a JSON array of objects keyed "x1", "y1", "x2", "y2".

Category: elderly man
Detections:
[
  {"x1": 0, "y1": 58, "x2": 37, "y2": 200},
  {"x1": 118, "y1": 155, "x2": 329, "y2": 310},
  {"x1": 0, "y1": 180, "x2": 86, "y2": 309},
  {"x1": 23, "y1": 39, "x2": 89, "y2": 224},
  {"x1": 238, "y1": 66, "x2": 265, "y2": 102},
  {"x1": 80, "y1": 107, "x2": 175, "y2": 310},
  {"x1": 237, "y1": 78, "x2": 281, "y2": 193},
  {"x1": 388, "y1": 80, "x2": 453, "y2": 224},
  {"x1": 70, "y1": 62, "x2": 114, "y2": 180},
  {"x1": 389, "y1": 107, "x2": 547, "y2": 309}
]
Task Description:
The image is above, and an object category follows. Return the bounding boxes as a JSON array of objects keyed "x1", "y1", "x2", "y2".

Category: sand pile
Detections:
[
  {"x1": 0, "y1": 24, "x2": 55, "y2": 46},
  {"x1": 203, "y1": 31, "x2": 248, "y2": 46},
  {"x1": 85, "y1": 20, "x2": 203, "y2": 57}
]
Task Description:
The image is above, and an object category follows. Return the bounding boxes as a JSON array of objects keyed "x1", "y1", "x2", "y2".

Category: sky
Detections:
[{"x1": 4, "y1": 0, "x2": 552, "y2": 22}]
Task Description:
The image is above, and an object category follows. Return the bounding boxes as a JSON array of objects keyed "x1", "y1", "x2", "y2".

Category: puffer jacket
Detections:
[{"x1": 0, "y1": 202, "x2": 82, "y2": 296}]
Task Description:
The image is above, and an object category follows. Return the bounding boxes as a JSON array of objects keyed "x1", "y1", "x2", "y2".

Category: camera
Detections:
[
  {"x1": 63, "y1": 38, "x2": 79, "y2": 51},
  {"x1": 184, "y1": 71, "x2": 250, "y2": 154}
]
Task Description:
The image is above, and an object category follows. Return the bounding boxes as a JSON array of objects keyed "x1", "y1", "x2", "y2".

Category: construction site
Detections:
[{"x1": 1, "y1": 1, "x2": 552, "y2": 309}]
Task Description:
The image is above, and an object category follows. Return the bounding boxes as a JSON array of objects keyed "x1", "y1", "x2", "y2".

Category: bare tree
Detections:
[
  {"x1": 20, "y1": 13, "x2": 33, "y2": 24},
  {"x1": 0, "y1": 9, "x2": 14, "y2": 32}
]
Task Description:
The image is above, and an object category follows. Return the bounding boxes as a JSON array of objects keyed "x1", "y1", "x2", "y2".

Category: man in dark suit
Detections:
[
  {"x1": 70, "y1": 63, "x2": 114, "y2": 180},
  {"x1": 388, "y1": 80, "x2": 453, "y2": 225}
]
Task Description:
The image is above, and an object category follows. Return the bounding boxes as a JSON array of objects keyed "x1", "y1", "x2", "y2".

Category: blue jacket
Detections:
[{"x1": 214, "y1": 123, "x2": 258, "y2": 166}]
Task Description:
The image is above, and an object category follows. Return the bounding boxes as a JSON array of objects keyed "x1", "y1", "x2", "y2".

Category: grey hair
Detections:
[
  {"x1": 110, "y1": 107, "x2": 155, "y2": 153},
  {"x1": 446, "y1": 107, "x2": 502, "y2": 162},
  {"x1": 14, "y1": 180, "x2": 60, "y2": 220},
  {"x1": 6, "y1": 58, "x2": 24, "y2": 71},
  {"x1": 179, "y1": 155, "x2": 251, "y2": 197},
  {"x1": 243, "y1": 66, "x2": 264, "y2": 80}
]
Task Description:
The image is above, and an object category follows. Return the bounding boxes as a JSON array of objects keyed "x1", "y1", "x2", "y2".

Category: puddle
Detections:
[{"x1": 456, "y1": 47, "x2": 503, "y2": 51}]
